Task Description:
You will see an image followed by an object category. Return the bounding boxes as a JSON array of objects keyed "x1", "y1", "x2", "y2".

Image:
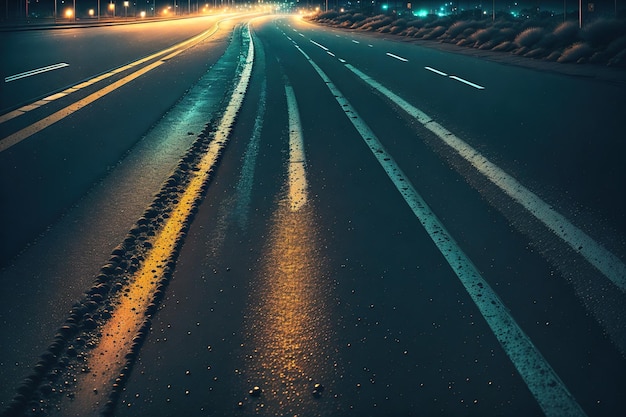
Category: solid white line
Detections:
[
  {"x1": 310, "y1": 39, "x2": 329, "y2": 51},
  {"x1": 450, "y1": 75, "x2": 485, "y2": 90},
  {"x1": 424, "y1": 66, "x2": 448, "y2": 77},
  {"x1": 386, "y1": 52, "x2": 408, "y2": 62},
  {"x1": 327, "y1": 51, "x2": 336, "y2": 57},
  {"x1": 345, "y1": 64, "x2": 625, "y2": 293},
  {"x1": 291, "y1": 40, "x2": 587, "y2": 417},
  {"x1": 4, "y1": 63, "x2": 69, "y2": 83},
  {"x1": 352, "y1": 39, "x2": 360, "y2": 44},
  {"x1": 285, "y1": 85, "x2": 308, "y2": 212}
]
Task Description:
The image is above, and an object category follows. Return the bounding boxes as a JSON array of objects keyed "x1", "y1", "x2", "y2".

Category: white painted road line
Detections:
[
  {"x1": 352, "y1": 39, "x2": 360, "y2": 44},
  {"x1": 327, "y1": 51, "x2": 336, "y2": 57},
  {"x1": 285, "y1": 84, "x2": 308, "y2": 212},
  {"x1": 290, "y1": 38, "x2": 587, "y2": 417},
  {"x1": 424, "y1": 66, "x2": 448, "y2": 76},
  {"x1": 450, "y1": 75, "x2": 486, "y2": 90},
  {"x1": 425, "y1": 66, "x2": 485, "y2": 89},
  {"x1": 346, "y1": 64, "x2": 625, "y2": 294},
  {"x1": 310, "y1": 39, "x2": 329, "y2": 51},
  {"x1": 386, "y1": 52, "x2": 408, "y2": 62},
  {"x1": 4, "y1": 63, "x2": 69, "y2": 83}
]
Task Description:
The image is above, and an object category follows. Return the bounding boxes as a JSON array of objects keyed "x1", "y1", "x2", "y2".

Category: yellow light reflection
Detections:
[{"x1": 244, "y1": 201, "x2": 335, "y2": 413}]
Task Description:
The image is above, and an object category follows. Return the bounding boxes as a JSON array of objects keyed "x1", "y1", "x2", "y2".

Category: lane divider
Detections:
[
  {"x1": 4, "y1": 63, "x2": 70, "y2": 83},
  {"x1": 287, "y1": 34, "x2": 588, "y2": 417},
  {"x1": 0, "y1": 59, "x2": 167, "y2": 153},
  {"x1": 450, "y1": 75, "x2": 485, "y2": 90},
  {"x1": 285, "y1": 84, "x2": 308, "y2": 212},
  {"x1": 63, "y1": 23, "x2": 256, "y2": 416},
  {"x1": 425, "y1": 65, "x2": 485, "y2": 89},
  {"x1": 0, "y1": 19, "x2": 222, "y2": 128},
  {"x1": 386, "y1": 52, "x2": 408, "y2": 62},
  {"x1": 346, "y1": 64, "x2": 625, "y2": 293}
]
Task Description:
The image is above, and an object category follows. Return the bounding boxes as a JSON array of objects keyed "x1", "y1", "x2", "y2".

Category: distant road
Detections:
[{"x1": 1, "y1": 13, "x2": 625, "y2": 417}]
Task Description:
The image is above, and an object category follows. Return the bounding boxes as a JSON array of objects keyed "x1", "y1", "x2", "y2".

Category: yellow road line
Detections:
[
  {"x1": 0, "y1": 59, "x2": 165, "y2": 153},
  {"x1": 0, "y1": 21, "x2": 221, "y2": 129},
  {"x1": 63, "y1": 23, "x2": 255, "y2": 416}
]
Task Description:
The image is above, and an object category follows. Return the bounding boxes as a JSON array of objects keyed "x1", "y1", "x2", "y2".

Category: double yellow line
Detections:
[{"x1": 0, "y1": 21, "x2": 221, "y2": 153}]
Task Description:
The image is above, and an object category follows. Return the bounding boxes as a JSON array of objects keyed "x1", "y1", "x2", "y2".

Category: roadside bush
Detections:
[
  {"x1": 306, "y1": 11, "x2": 626, "y2": 67},
  {"x1": 443, "y1": 20, "x2": 482, "y2": 40},
  {"x1": 514, "y1": 27, "x2": 546, "y2": 48},
  {"x1": 361, "y1": 15, "x2": 393, "y2": 31},
  {"x1": 558, "y1": 42, "x2": 594, "y2": 63},
  {"x1": 423, "y1": 25, "x2": 448, "y2": 40},
  {"x1": 553, "y1": 21, "x2": 580, "y2": 43}
]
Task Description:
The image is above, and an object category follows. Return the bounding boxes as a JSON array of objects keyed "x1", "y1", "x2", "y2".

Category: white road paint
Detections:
[
  {"x1": 345, "y1": 63, "x2": 625, "y2": 294},
  {"x1": 327, "y1": 51, "x2": 336, "y2": 57},
  {"x1": 289, "y1": 36, "x2": 588, "y2": 417},
  {"x1": 386, "y1": 52, "x2": 408, "y2": 62},
  {"x1": 425, "y1": 66, "x2": 485, "y2": 89},
  {"x1": 424, "y1": 66, "x2": 448, "y2": 76},
  {"x1": 4, "y1": 63, "x2": 69, "y2": 83},
  {"x1": 310, "y1": 39, "x2": 329, "y2": 51},
  {"x1": 450, "y1": 75, "x2": 485, "y2": 89},
  {"x1": 352, "y1": 39, "x2": 360, "y2": 44},
  {"x1": 285, "y1": 84, "x2": 308, "y2": 212}
]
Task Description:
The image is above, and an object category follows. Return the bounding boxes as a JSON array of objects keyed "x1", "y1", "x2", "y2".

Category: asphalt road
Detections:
[{"x1": 1, "y1": 12, "x2": 625, "y2": 417}]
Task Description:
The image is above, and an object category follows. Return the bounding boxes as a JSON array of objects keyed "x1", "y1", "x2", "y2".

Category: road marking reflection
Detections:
[{"x1": 289, "y1": 36, "x2": 588, "y2": 417}]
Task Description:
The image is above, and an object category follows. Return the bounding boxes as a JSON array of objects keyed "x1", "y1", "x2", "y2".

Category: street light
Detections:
[
  {"x1": 123, "y1": 0, "x2": 129, "y2": 17},
  {"x1": 109, "y1": 1, "x2": 115, "y2": 17}
]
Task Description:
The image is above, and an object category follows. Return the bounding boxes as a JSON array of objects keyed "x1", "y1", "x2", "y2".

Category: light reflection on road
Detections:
[{"x1": 243, "y1": 200, "x2": 338, "y2": 415}]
